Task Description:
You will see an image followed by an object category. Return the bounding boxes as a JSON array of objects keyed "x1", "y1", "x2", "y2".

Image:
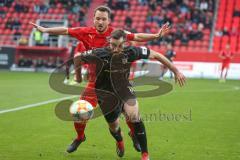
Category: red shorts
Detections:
[
  {"x1": 80, "y1": 82, "x2": 98, "y2": 107},
  {"x1": 222, "y1": 63, "x2": 230, "y2": 70}
]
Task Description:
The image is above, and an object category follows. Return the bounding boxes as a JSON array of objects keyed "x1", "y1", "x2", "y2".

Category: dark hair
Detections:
[
  {"x1": 94, "y1": 5, "x2": 111, "y2": 18},
  {"x1": 111, "y1": 29, "x2": 126, "y2": 40}
]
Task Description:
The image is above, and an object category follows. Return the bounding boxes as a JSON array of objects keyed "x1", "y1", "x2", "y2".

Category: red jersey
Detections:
[
  {"x1": 220, "y1": 51, "x2": 233, "y2": 64},
  {"x1": 68, "y1": 26, "x2": 135, "y2": 51},
  {"x1": 68, "y1": 26, "x2": 135, "y2": 106},
  {"x1": 68, "y1": 26, "x2": 135, "y2": 86}
]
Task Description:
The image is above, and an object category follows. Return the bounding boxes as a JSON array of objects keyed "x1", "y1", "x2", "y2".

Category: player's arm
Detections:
[
  {"x1": 132, "y1": 23, "x2": 170, "y2": 42},
  {"x1": 149, "y1": 49, "x2": 186, "y2": 87},
  {"x1": 30, "y1": 22, "x2": 68, "y2": 35},
  {"x1": 73, "y1": 53, "x2": 83, "y2": 83},
  {"x1": 219, "y1": 51, "x2": 225, "y2": 59}
]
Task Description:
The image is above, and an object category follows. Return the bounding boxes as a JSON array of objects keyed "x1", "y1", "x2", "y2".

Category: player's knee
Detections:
[
  {"x1": 125, "y1": 111, "x2": 140, "y2": 123},
  {"x1": 74, "y1": 120, "x2": 88, "y2": 124},
  {"x1": 125, "y1": 99, "x2": 137, "y2": 106},
  {"x1": 108, "y1": 119, "x2": 120, "y2": 132}
]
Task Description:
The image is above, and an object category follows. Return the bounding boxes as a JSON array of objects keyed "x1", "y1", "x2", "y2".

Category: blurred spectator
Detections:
[
  {"x1": 222, "y1": 27, "x2": 230, "y2": 36},
  {"x1": 167, "y1": 0, "x2": 177, "y2": 11},
  {"x1": 0, "y1": 0, "x2": 13, "y2": 7},
  {"x1": 233, "y1": 7, "x2": 240, "y2": 17},
  {"x1": 49, "y1": 0, "x2": 56, "y2": 7},
  {"x1": 159, "y1": 43, "x2": 176, "y2": 80},
  {"x1": 148, "y1": 0, "x2": 157, "y2": 11},
  {"x1": 56, "y1": 57, "x2": 64, "y2": 67},
  {"x1": 18, "y1": 55, "x2": 27, "y2": 67},
  {"x1": 0, "y1": 0, "x2": 4, "y2": 6},
  {"x1": 14, "y1": 1, "x2": 24, "y2": 12},
  {"x1": 26, "y1": 58, "x2": 33, "y2": 67},
  {"x1": 115, "y1": 0, "x2": 130, "y2": 10},
  {"x1": 33, "y1": 29, "x2": 42, "y2": 45},
  {"x1": 46, "y1": 57, "x2": 56, "y2": 68},
  {"x1": 107, "y1": 0, "x2": 115, "y2": 9},
  {"x1": 138, "y1": 0, "x2": 148, "y2": 6},
  {"x1": 18, "y1": 36, "x2": 28, "y2": 45},
  {"x1": 0, "y1": 7, "x2": 5, "y2": 18},
  {"x1": 34, "y1": 1, "x2": 48, "y2": 13},
  {"x1": 188, "y1": 28, "x2": 203, "y2": 40},
  {"x1": 72, "y1": 3, "x2": 81, "y2": 14},
  {"x1": 181, "y1": 33, "x2": 189, "y2": 45},
  {"x1": 12, "y1": 18, "x2": 21, "y2": 30},
  {"x1": 148, "y1": 38, "x2": 160, "y2": 45},
  {"x1": 199, "y1": 0, "x2": 208, "y2": 11},
  {"x1": 13, "y1": 29, "x2": 22, "y2": 41},
  {"x1": 138, "y1": 0, "x2": 215, "y2": 46},
  {"x1": 18, "y1": 56, "x2": 33, "y2": 68},
  {"x1": 78, "y1": 5, "x2": 88, "y2": 24},
  {"x1": 179, "y1": 1, "x2": 189, "y2": 14},
  {"x1": 125, "y1": 16, "x2": 133, "y2": 27},
  {"x1": 42, "y1": 32, "x2": 49, "y2": 46},
  {"x1": 215, "y1": 30, "x2": 223, "y2": 37},
  {"x1": 5, "y1": 18, "x2": 14, "y2": 29},
  {"x1": 17, "y1": 56, "x2": 64, "y2": 69},
  {"x1": 124, "y1": 16, "x2": 135, "y2": 32},
  {"x1": 36, "y1": 58, "x2": 45, "y2": 68}
]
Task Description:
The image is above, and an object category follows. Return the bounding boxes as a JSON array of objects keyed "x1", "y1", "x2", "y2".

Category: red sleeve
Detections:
[
  {"x1": 68, "y1": 27, "x2": 87, "y2": 41},
  {"x1": 126, "y1": 33, "x2": 135, "y2": 41}
]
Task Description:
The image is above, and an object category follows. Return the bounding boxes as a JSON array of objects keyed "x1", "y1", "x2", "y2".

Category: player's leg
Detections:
[
  {"x1": 67, "y1": 84, "x2": 98, "y2": 153},
  {"x1": 104, "y1": 105, "x2": 125, "y2": 157},
  {"x1": 224, "y1": 69, "x2": 228, "y2": 80},
  {"x1": 66, "y1": 121, "x2": 87, "y2": 153},
  {"x1": 124, "y1": 112, "x2": 141, "y2": 152},
  {"x1": 220, "y1": 64, "x2": 228, "y2": 82},
  {"x1": 220, "y1": 63, "x2": 225, "y2": 80},
  {"x1": 224, "y1": 64, "x2": 230, "y2": 80},
  {"x1": 64, "y1": 58, "x2": 72, "y2": 84},
  {"x1": 123, "y1": 99, "x2": 149, "y2": 160}
]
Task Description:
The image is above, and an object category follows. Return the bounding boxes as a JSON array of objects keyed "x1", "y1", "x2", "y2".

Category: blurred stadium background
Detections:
[
  {"x1": 0, "y1": 0, "x2": 240, "y2": 160},
  {"x1": 0, "y1": 0, "x2": 239, "y2": 78}
]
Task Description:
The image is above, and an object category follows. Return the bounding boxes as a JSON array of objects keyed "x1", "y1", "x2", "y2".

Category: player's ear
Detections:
[{"x1": 107, "y1": 18, "x2": 111, "y2": 25}]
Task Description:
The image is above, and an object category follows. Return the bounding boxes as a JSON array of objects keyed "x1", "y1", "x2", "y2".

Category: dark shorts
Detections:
[
  {"x1": 103, "y1": 102, "x2": 123, "y2": 123},
  {"x1": 96, "y1": 86, "x2": 136, "y2": 123}
]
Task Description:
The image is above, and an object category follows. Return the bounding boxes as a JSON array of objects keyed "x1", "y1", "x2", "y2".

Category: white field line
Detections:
[
  {"x1": 0, "y1": 85, "x2": 239, "y2": 115},
  {"x1": 0, "y1": 96, "x2": 77, "y2": 114}
]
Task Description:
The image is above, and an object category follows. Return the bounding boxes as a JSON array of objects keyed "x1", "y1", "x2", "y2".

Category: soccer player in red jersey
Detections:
[
  {"x1": 30, "y1": 5, "x2": 170, "y2": 154},
  {"x1": 219, "y1": 44, "x2": 234, "y2": 82}
]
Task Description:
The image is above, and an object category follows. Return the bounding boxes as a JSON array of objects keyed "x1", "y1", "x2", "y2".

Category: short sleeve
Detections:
[
  {"x1": 68, "y1": 27, "x2": 87, "y2": 41},
  {"x1": 137, "y1": 46, "x2": 150, "y2": 59},
  {"x1": 126, "y1": 46, "x2": 150, "y2": 62}
]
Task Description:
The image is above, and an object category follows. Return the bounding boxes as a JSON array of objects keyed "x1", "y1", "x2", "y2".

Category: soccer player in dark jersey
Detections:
[
  {"x1": 159, "y1": 44, "x2": 176, "y2": 80},
  {"x1": 30, "y1": 6, "x2": 170, "y2": 153},
  {"x1": 74, "y1": 29, "x2": 186, "y2": 160}
]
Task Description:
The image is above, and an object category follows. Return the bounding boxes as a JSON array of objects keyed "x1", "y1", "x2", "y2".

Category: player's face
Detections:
[
  {"x1": 109, "y1": 37, "x2": 125, "y2": 54},
  {"x1": 94, "y1": 11, "x2": 110, "y2": 33}
]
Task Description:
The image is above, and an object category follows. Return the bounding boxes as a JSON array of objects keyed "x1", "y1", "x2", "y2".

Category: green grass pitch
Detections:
[{"x1": 0, "y1": 71, "x2": 240, "y2": 160}]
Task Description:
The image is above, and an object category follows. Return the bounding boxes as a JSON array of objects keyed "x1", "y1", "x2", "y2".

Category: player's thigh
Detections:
[
  {"x1": 123, "y1": 99, "x2": 140, "y2": 122},
  {"x1": 103, "y1": 103, "x2": 122, "y2": 124},
  {"x1": 80, "y1": 83, "x2": 98, "y2": 107}
]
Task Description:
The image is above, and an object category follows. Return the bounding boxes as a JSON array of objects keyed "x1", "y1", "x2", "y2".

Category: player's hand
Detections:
[
  {"x1": 29, "y1": 22, "x2": 47, "y2": 33},
  {"x1": 156, "y1": 23, "x2": 170, "y2": 38},
  {"x1": 174, "y1": 71, "x2": 186, "y2": 87}
]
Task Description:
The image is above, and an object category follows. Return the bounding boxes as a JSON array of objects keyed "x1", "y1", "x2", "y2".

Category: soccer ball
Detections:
[{"x1": 69, "y1": 100, "x2": 94, "y2": 121}]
